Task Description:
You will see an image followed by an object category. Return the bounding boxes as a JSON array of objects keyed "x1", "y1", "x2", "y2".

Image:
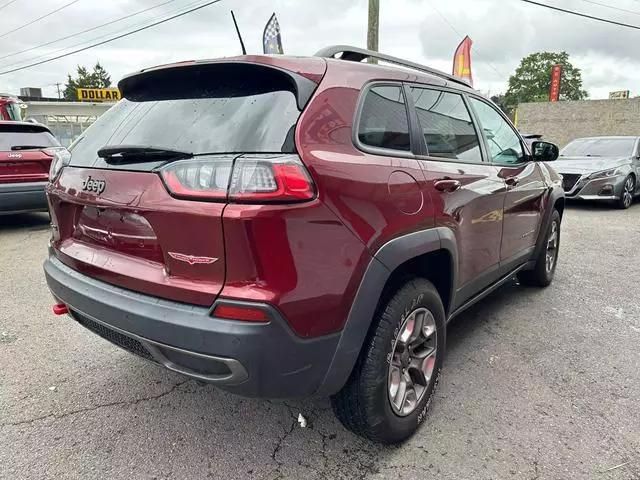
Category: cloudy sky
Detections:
[{"x1": 0, "y1": 0, "x2": 638, "y2": 99}]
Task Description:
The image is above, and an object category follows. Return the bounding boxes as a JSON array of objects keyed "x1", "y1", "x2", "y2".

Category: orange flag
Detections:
[{"x1": 452, "y1": 36, "x2": 473, "y2": 86}]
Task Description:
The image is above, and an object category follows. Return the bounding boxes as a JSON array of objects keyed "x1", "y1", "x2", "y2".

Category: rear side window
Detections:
[
  {"x1": 358, "y1": 85, "x2": 411, "y2": 152},
  {"x1": 69, "y1": 63, "x2": 305, "y2": 168},
  {"x1": 0, "y1": 130, "x2": 59, "y2": 151},
  {"x1": 410, "y1": 87, "x2": 482, "y2": 163}
]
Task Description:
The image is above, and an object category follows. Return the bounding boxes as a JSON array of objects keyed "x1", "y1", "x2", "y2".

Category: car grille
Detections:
[
  {"x1": 561, "y1": 173, "x2": 582, "y2": 192},
  {"x1": 71, "y1": 310, "x2": 155, "y2": 361}
]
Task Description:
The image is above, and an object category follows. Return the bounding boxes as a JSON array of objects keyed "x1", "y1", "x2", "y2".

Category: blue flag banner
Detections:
[{"x1": 263, "y1": 13, "x2": 283, "y2": 54}]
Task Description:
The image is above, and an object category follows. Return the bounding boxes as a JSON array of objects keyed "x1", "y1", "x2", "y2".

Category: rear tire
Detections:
[
  {"x1": 616, "y1": 174, "x2": 635, "y2": 209},
  {"x1": 331, "y1": 278, "x2": 445, "y2": 444},
  {"x1": 518, "y1": 209, "x2": 561, "y2": 287}
]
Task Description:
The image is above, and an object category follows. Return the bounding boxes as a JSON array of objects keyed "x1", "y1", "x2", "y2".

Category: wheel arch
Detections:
[
  {"x1": 316, "y1": 227, "x2": 457, "y2": 396},
  {"x1": 531, "y1": 187, "x2": 565, "y2": 266},
  {"x1": 554, "y1": 196, "x2": 565, "y2": 219}
]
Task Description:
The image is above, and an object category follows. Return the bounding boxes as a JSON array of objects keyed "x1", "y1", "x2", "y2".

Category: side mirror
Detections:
[{"x1": 532, "y1": 141, "x2": 559, "y2": 162}]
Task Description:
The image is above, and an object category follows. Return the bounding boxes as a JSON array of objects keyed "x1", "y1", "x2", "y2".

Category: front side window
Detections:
[
  {"x1": 358, "y1": 85, "x2": 411, "y2": 152},
  {"x1": 469, "y1": 98, "x2": 524, "y2": 165},
  {"x1": 411, "y1": 88, "x2": 482, "y2": 162},
  {"x1": 7, "y1": 102, "x2": 24, "y2": 121}
]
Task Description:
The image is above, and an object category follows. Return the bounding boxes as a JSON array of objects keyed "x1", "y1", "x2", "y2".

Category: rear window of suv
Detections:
[
  {"x1": 69, "y1": 64, "x2": 304, "y2": 167},
  {"x1": 0, "y1": 129, "x2": 59, "y2": 151}
]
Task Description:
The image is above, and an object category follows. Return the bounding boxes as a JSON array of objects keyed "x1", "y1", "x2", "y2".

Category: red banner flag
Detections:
[
  {"x1": 549, "y1": 64, "x2": 563, "y2": 102},
  {"x1": 452, "y1": 36, "x2": 473, "y2": 86}
]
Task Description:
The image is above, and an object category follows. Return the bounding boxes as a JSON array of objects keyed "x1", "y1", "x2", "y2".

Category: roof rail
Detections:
[{"x1": 315, "y1": 45, "x2": 470, "y2": 87}]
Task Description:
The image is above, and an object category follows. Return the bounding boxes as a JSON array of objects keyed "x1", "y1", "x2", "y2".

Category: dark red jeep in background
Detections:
[
  {"x1": 43, "y1": 46, "x2": 563, "y2": 443},
  {"x1": 0, "y1": 121, "x2": 62, "y2": 215}
]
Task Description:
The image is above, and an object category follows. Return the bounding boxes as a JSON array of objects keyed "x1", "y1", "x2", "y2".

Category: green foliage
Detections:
[
  {"x1": 63, "y1": 62, "x2": 112, "y2": 100},
  {"x1": 490, "y1": 93, "x2": 510, "y2": 116},
  {"x1": 505, "y1": 52, "x2": 588, "y2": 108}
]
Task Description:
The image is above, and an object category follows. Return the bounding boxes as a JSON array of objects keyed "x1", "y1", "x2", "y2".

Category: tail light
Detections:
[
  {"x1": 45, "y1": 147, "x2": 71, "y2": 181},
  {"x1": 212, "y1": 303, "x2": 270, "y2": 323},
  {"x1": 160, "y1": 154, "x2": 315, "y2": 203}
]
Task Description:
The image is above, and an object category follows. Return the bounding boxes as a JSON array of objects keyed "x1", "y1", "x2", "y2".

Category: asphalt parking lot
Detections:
[{"x1": 1, "y1": 204, "x2": 639, "y2": 480}]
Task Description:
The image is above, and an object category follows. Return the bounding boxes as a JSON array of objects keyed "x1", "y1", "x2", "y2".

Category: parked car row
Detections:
[{"x1": 0, "y1": 47, "x2": 635, "y2": 444}]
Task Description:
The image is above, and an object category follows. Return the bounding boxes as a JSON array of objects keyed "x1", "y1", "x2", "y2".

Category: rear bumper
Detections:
[
  {"x1": 44, "y1": 254, "x2": 340, "y2": 398},
  {"x1": 0, "y1": 181, "x2": 48, "y2": 214}
]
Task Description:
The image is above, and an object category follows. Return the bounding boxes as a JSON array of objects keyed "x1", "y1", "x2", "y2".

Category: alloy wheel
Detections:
[
  {"x1": 623, "y1": 176, "x2": 635, "y2": 208},
  {"x1": 388, "y1": 307, "x2": 437, "y2": 417},
  {"x1": 546, "y1": 220, "x2": 559, "y2": 273}
]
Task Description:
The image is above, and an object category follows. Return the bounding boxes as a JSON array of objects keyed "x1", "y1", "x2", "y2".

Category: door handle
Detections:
[
  {"x1": 434, "y1": 178, "x2": 461, "y2": 192},
  {"x1": 505, "y1": 176, "x2": 520, "y2": 188}
]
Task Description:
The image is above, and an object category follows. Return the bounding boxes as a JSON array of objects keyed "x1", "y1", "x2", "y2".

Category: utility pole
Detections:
[
  {"x1": 55, "y1": 83, "x2": 62, "y2": 99},
  {"x1": 367, "y1": 0, "x2": 379, "y2": 63}
]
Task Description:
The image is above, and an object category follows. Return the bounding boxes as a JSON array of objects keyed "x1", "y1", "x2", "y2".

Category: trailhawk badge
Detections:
[
  {"x1": 168, "y1": 252, "x2": 218, "y2": 265},
  {"x1": 81, "y1": 176, "x2": 106, "y2": 195}
]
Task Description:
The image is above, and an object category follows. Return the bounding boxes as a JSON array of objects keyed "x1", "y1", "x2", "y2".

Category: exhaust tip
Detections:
[{"x1": 52, "y1": 303, "x2": 69, "y2": 315}]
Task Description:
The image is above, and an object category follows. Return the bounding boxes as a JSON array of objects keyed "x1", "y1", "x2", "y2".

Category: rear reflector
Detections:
[
  {"x1": 212, "y1": 304, "x2": 270, "y2": 323},
  {"x1": 52, "y1": 303, "x2": 69, "y2": 315},
  {"x1": 160, "y1": 154, "x2": 314, "y2": 203}
]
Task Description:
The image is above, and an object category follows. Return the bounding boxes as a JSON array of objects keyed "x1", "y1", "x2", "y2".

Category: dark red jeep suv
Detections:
[
  {"x1": 0, "y1": 121, "x2": 62, "y2": 215},
  {"x1": 44, "y1": 46, "x2": 564, "y2": 443}
]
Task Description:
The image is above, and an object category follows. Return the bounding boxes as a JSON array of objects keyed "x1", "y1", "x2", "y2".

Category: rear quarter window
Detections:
[{"x1": 357, "y1": 85, "x2": 411, "y2": 152}]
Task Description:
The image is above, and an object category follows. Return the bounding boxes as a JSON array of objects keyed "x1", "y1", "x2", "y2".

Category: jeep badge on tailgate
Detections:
[{"x1": 81, "y1": 176, "x2": 106, "y2": 195}]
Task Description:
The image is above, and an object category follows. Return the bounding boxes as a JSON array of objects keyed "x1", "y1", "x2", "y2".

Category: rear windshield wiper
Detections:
[
  {"x1": 97, "y1": 145, "x2": 193, "y2": 164},
  {"x1": 11, "y1": 145, "x2": 49, "y2": 150}
]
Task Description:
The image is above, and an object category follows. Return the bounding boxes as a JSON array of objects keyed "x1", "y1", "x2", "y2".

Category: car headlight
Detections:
[
  {"x1": 45, "y1": 147, "x2": 71, "y2": 182},
  {"x1": 588, "y1": 168, "x2": 622, "y2": 180}
]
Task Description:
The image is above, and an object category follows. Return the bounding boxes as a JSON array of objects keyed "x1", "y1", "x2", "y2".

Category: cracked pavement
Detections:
[{"x1": 1, "y1": 204, "x2": 639, "y2": 480}]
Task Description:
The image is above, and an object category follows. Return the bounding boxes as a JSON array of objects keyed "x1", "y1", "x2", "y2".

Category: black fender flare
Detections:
[
  {"x1": 315, "y1": 227, "x2": 457, "y2": 396},
  {"x1": 531, "y1": 186, "x2": 565, "y2": 265}
]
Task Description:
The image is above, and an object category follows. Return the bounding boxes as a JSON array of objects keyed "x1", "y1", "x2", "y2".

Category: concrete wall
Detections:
[{"x1": 516, "y1": 98, "x2": 640, "y2": 148}]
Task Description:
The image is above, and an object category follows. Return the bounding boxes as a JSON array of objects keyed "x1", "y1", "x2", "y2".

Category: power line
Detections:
[
  {"x1": 0, "y1": 0, "x2": 205, "y2": 70},
  {"x1": 0, "y1": 0, "x2": 223, "y2": 76},
  {"x1": 0, "y1": 0, "x2": 179, "y2": 63},
  {"x1": 520, "y1": 0, "x2": 640, "y2": 30},
  {"x1": 0, "y1": 0, "x2": 83, "y2": 40},
  {"x1": 425, "y1": 0, "x2": 505, "y2": 77},
  {"x1": 576, "y1": 0, "x2": 640, "y2": 16},
  {"x1": 0, "y1": 0, "x2": 18, "y2": 12}
]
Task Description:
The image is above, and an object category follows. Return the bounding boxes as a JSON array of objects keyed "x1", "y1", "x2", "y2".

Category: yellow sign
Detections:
[{"x1": 77, "y1": 88, "x2": 120, "y2": 102}]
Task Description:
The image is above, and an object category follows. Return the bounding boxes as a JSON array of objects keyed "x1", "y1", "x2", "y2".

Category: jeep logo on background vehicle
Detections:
[{"x1": 81, "y1": 176, "x2": 106, "y2": 195}]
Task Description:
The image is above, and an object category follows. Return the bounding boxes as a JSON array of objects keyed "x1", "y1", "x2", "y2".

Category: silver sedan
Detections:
[{"x1": 552, "y1": 136, "x2": 640, "y2": 209}]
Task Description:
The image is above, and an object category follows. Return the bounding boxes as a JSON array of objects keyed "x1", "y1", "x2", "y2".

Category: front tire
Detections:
[
  {"x1": 331, "y1": 278, "x2": 446, "y2": 444},
  {"x1": 617, "y1": 174, "x2": 635, "y2": 209},
  {"x1": 518, "y1": 209, "x2": 561, "y2": 287}
]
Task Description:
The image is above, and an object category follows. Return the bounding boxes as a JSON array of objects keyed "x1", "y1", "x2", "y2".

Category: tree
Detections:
[
  {"x1": 63, "y1": 62, "x2": 112, "y2": 100},
  {"x1": 504, "y1": 52, "x2": 588, "y2": 109},
  {"x1": 490, "y1": 93, "x2": 510, "y2": 116}
]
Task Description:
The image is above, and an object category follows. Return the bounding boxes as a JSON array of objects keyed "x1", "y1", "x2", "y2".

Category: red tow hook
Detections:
[{"x1": 52, "y1": 303, "x2": 69, "y2": 315}]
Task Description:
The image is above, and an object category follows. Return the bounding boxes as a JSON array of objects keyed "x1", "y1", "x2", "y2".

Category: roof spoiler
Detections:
[
  {"x1": 118, "y1": 61, "x2": 318, "y2": 111},
  {"x1": 0, "y1": 122, "x2": 51, "y2": 134}
]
